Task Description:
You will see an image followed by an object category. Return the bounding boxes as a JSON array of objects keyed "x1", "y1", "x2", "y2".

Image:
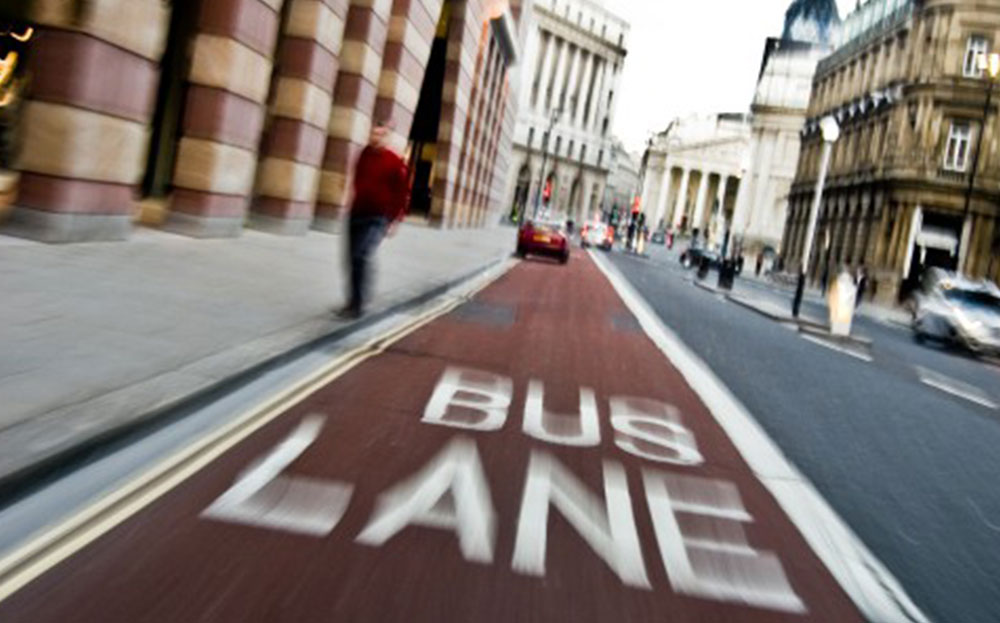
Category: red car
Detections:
[{"x1": 516, "y1": 220, "x2": 569, "y2": 264}]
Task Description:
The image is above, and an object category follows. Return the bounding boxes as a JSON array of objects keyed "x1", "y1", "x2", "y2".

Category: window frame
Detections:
[
  {"x1": 964, "y1": 35, "x2": 988, "y2": 78},
  {"x1": 943, "y1": 120, "x2": 972, "y2": 172}
]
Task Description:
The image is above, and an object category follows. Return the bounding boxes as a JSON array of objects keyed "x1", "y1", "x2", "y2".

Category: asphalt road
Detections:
[
  {"x1": 610, "y1": 245, "x2": 1000, "y2": 623},
  {"x1": 0, "y1": 254, "x2": 863, "y2": 622}
]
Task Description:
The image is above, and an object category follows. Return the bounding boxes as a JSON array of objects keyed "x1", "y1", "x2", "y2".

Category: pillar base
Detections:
[
  {"x1": 247, "y1": 213, "x2": 311, "y2": 236},
  {"x1": 311, "y1": 216, "x2": 343, "y2": 234},
  {"x1": 163, "y1": 212, "x2": 244, "y2": 239},
  {"x1": 1, "y1": 206, "x2": 131, "y2": 243}
]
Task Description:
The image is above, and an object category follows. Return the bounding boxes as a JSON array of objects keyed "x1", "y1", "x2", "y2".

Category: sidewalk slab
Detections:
[{"x1": 0, "y1": 223, "x2": 515, "y2": 492}]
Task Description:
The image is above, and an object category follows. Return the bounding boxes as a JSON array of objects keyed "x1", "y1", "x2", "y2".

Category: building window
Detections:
[
  {"x1": 602, "y1": 24, "x2": 607, "y2": 38},
  {"x1": 598, "y1": 149, "x2": 604, "y2": 166},
  {"x1": 554, "y1": 135, "x2": 562, "y2": 156},
  {"x1": 944, "y1": 121, "x2": 972, "y2": 171},
  {"x1": 527, "y1": 127, "x2": 534, "y2": 149},
  {"x1": 964, "y1": 36, "x2": 988, "y2": 77},
  {"x1": 568, "y1": 140, "x2": 575, "y2": 159},
  {"x1": 580, "y1": 145, "x2": 587, "y2": 163},
  {"x1": 590, "y1": 17, "x2": 595, "y2": 31}
]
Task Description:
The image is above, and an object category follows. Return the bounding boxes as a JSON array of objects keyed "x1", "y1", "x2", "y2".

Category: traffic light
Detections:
[{"x1": 542, "y1": 179, "x2": 553, "y2": 204}]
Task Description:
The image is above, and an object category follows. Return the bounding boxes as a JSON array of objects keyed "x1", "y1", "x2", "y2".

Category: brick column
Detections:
[
  {"x1": 250, "y1": 0, "x2": 348, "y2": 235},
  {"x1": 4, "y1": 1, "x2": 169, "y2": 242},
  {"x1": 167, "y1": 0, "x2": 285, "y2": 238},
  {"x1": 314, "y1": 0, "x2": 393, "y2": 233}
]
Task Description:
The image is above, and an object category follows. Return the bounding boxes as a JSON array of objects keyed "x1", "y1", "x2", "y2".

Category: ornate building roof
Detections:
[{"x1": 781, "y1": 0, "x2": 841, "y2": 47}]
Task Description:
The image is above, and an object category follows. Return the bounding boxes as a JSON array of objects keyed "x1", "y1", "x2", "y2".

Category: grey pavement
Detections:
[
  {"x1": 611, "y1": 247, "x2": 1000, "y2": 623},
  {"x1": 0, "y1": 223, "x2": 516, "y2": 488}
]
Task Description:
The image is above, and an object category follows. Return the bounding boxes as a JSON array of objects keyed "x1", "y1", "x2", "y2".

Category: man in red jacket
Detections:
[{"x1": 337, "y1": 120, "x2": 410, "y2": 320}]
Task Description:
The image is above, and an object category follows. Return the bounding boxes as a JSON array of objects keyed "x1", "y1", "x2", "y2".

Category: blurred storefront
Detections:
[{"x1": 0, "y1": 0, "x2": 526, "y2": 243}]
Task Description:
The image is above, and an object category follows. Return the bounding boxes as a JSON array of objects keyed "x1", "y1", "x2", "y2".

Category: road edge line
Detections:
[
  {"x1": 0, "y1": 258, "x2": 518, "y2": 604},
  {"x1": 589, "y1": 250, "x2": 930, "y2": 623}
]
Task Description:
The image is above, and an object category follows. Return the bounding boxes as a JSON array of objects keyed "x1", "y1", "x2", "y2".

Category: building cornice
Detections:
[{"x1": 535, "y1": 5, "x2": 628, "y2": 57}]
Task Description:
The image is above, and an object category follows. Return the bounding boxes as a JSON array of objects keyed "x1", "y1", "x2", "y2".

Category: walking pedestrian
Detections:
[
  {"x1": 337, "y1": 120, "x2": 410, "y2": 320},
  {"x1": 855, "y1": 264, "x2": 869, "y2": 309}
]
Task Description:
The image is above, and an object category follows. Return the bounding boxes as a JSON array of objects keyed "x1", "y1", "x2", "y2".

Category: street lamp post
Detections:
[
  {"x1": 533, "y1": 108, "x2": 563, "y2": 220},
  {"x1": 793, "y1": 115, "x2": 840, "y2": 318},
  {"x1": 961, "y1": 52, "x2": 1000, "y2": 270}
]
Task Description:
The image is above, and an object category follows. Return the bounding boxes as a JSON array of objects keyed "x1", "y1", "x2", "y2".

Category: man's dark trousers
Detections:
[{"x1": 347, "y1": 213, "x2": 389, "y2": 313}]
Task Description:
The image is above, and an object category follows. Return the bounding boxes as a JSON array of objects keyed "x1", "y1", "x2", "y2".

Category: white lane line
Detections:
[
  {"x1": 800, "y1": 334, "x2": 874, "y2": 362},
  {"x1": 915, "y1": 367, "x2": 998, "y2": 410},
  {"x1": 589, "y1": 250, "x2": 930, "y2": 623}
]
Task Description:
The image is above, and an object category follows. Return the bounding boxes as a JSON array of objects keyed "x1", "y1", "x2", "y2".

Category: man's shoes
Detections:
[{"x1": 335, "y1": 305, "x2": 362, "y2": 321}]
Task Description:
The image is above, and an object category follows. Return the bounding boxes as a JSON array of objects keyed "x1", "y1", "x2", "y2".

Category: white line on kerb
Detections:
[
  {"x1": 589, "y1": 250, "x2": 930, "y2": 623},
  {"x1": 916, "y1": 367, "x2": 998, "y2": 410},
  {"x1": 801, "y1": 334, "x2": 874, "y2": 362}
]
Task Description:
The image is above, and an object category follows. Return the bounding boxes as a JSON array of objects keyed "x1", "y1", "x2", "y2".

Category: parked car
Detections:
[
  {"x1": 679, "y1": 246, "x2": 721, "y2": 270},
  {"x1": 911, "y1": 270, "x2": 1000, "y2": 355},
  {"x1": 517, "y1": 220, "x2": 570, "y2": 264},
  {"x1": 581, "y1": 221, "x2": 614, "y2": 251}
]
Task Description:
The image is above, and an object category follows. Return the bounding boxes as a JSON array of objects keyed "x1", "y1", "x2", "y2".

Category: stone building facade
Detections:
[
  {"x1": 732, "y1": 38, "x2": 832, "y2": 257},
  {"x1": 0, "y1": 0, "x2": 525, "y2": 243},
  {"x1": 641, "y1": 113, "x2": 749, "y2": 246},
  {"x1": 501, "y1": 0, "x2": 627, "y2": 224},
  {"x1": 786, "y1": 0, "x2": 1000, "y2": 304},
  {"x1": 605, "y1": 139, "x2": 639, "y2": 219}
]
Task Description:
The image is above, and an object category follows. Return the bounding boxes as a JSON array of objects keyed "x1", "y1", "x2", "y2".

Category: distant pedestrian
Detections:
[
  {"x1": 337, "y1": 120, "x2": 410, "y2": 320},
  {"x1": 855, "y1": 265, "x2": 869, "y2": 309}
]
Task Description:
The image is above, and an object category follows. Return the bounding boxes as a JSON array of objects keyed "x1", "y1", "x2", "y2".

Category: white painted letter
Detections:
[
  {"x1": 423, "y1": 367, "x2": 512, "y2": 431},
  {"x1": 522, "y1": 380, "x2": 601, "y2": 447},
  {"x1": 202, "y1": 415, "x2": 354, "y2": 537},
  {"x1": 356, "y1": 437, "x2": 496, "y2": 563},
  {"x1": 610, "y1": 397, "x2": 703, "y2": 466},
  {"x1": 512, "y1": 451, "x2": 650, "y2": 588},
  {"x1": 643, "y1": 470, "x2": 805, "y2": 613}
]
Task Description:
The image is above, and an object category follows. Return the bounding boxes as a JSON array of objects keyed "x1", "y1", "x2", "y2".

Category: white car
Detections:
[
  {"x1": 580, "y1": 221, "x2": 613, "y2": 250},
  {"x1": 912, "y1": 270, "x2": 1000, "y2": 355}
]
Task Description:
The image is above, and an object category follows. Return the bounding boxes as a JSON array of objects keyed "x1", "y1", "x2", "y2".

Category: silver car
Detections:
[{"x1": 912, "y1": 271, "x2": 1000, "y2": 355}]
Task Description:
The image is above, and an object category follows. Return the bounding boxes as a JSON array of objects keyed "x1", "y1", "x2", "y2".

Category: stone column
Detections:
[
  {"x1": 251, "y1": 0, "x2": 349, "y2": 235},
  {"x1": 167, "y1": 0, "x2": 286, "y2": 238},
  {"x1": 314, "y1": 0, "x2": 394, "y2": 232},
  {"x1": 5, "y1": 0, "x2": 170, "y2": 242},
  {"x1": 572, "y1": 52, "x2": 593, "y2": 126},
  {"x1": 691, "y1": 171, "x2": 710, "y2": 235},
  {"x1": 533, "y1": 33, "x2": 555, "y2": 112},
  {"x1": 590, "y1": 58, "x2": 608, "y2": 133},
  {"x1": 672, "y1": 168, "x2": 690, "y2": 230},
  {"x1": 545, "y1": 38, "x2": 567, "y2": 113},
  {"x1": 584, "y1": 58, "x2": 603, "y2": 128},
  {"x1": 714, "y1": 175, "x2": 729, "y2": 243},
  {"x1": 559, "y1": 45, "x2": 580, "y2": 113},
  {"x1": 853, "y1": 195, "x2": 871, "y2": 265},
  {"x1": 653, "y1": 166, "x2": 671, "y2": 229}
]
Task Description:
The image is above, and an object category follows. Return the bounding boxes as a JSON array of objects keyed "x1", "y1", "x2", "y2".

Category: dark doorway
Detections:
[
  {"x1": 141, "y1": 0, "x2": 199, "y2": 198},
  {"x1": 407, "y1": 1, "x2": 452, "y2": 218}
]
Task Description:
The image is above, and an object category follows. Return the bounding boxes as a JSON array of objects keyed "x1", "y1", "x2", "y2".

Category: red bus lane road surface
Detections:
[{"x1": 0, "y1": 253, "x2": 924, "y2": 622}]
